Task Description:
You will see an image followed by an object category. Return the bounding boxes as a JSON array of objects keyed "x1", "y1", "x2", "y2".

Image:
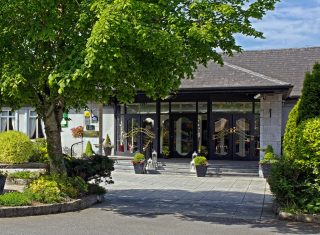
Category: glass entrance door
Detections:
[
  {"x1": 212, "y1": 113, "x2": 255, "y2": 160},
  {"x1": 171, "y1": 114, "x2": 197, "y2": 158},
  {"x1": 124, "y1": 114, "x2": 156, "y2": 157}
]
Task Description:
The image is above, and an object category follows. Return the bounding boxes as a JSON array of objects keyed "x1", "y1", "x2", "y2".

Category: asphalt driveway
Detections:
[{"x1": 102, "y1": 171, "x2": 274, "y2": 222}]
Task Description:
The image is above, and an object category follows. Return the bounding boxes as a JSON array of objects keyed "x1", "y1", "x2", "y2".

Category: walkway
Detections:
[{"x1": 103, "y1": 171, "x2": 274, "y2": 222}]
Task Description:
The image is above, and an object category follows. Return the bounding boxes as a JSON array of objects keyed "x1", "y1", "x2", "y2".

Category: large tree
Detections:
[{"x1": 0, "y1": 0, "x2": 279, "y2": 174}]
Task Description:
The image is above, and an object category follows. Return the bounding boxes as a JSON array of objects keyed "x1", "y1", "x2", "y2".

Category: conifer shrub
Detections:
[
  {"x1": 0, "y1": 131, "x2": 33, "y2": 163},
  {"x1": 84, "y1": 141, "x2": 95, "y2": 157},
  {"x1": 298, "y1": 62, "x2": 320, "y2": 122},
  {"x1": 283, "y1": 100, "x2": 300, "y2": 160}
]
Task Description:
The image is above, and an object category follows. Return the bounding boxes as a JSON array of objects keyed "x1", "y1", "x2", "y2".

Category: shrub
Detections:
[
  {"x1": 132, "y1": 152, "x2": 145, "y2": 164},
  {"x1": 268, "y1": 159, "x2": 320, "y2": 214},
  {"x1": 28, "y1": 174, "x2": 88, "y2": 203},
  {"x1": 29, "y1": 176, "x2": 62, "y2": 203},
  {"x1": 29, "y1": 138, "x2": 49, "y2": 163},
  {"x1": 283, "y1": 100, "x2": 300, "y2": 160},
  {"x1": 8, "y1": 171, "x2": 40, "y2": 179},
  {"x1": 71, "y1": 126, "x2": 84, "y2": 138},
  {"x1": 65, "y1": 154, "x2": 114, "y2": 185},
  {"x1": 298, "y1": 62, "x2": 320, "y2": 123},
  {"x1": 0, "y1": 131, "x2": 33, "y2": 163},
  {"x1": 199, "y1": 146, "x2": 208, "y2": 157},
  {"x1": 194, "y1": 156, "x2": 208, "y2": 166},
  {"x1": 84, "y1": 141, "x2": 95, "y2": 157},
  {"x1": 162, "y1": 146, "x2": 169, "y2": 158},
  {"x1": 103, "y1": 134, "x2": 113, "y2": 147},
  {"x1": 260, "y1": 152, "x2": 278, "y2": 164},
  {"x1": 0, "y1": 191, "x2": 33, "y2": 206},
  {"x1": 296, "y1": 118, "x2": 320, "y2": 163},
  {"x1": 88, "y1": 184, "x2": 107, "y2": 195}
]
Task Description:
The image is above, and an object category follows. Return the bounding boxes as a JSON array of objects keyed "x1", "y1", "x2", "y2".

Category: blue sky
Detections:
[{"x1": 236, "y1": 0, "x2": 320, "y2": 50}]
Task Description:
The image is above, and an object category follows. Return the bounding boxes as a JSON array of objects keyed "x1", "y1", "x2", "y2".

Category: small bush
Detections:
[
  {"x1": 84, "y1": 141, "x2": 95, "y2": 157},
  {"x1": 260, "y1": 152, "x2": 278, "y2": 165},
  {"x1": 65, "y1": 154, "x2": 114, "y2": 185},
  {"x1": 29, "y1": 176, "x2": 63, "y2": 203},
  {"x1": 28, "y1": 174, "x2": 88, "y2": 203},
  {"x1": 132, "y1": 152, "x2": 145, "y2": 164},
  {"x1": 29, "y1": 138, "x2": 49, "y2": 163},
  {"x1": 194, "y1": 156, "x2": 208, "y2": 166},
  {"x1": 88, "y1": 184, "x2": 107, "y2": 195},
  {"x1": 0, "y1": 191, "x2": 33, "y2": 206},
  {"x1": 8, "y1": 171, "x2": 40, "y2": 179},
  {"x1": 0, "y1": 131, "x2": 33, "y2": 164}
]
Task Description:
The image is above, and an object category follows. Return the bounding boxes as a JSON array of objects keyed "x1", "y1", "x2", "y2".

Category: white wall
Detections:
[{"x1": 260, "y1": 94, "x2": 283, "y2": 157}]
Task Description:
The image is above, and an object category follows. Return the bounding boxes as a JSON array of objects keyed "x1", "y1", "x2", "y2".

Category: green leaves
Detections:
[{"x1": 0, "y1": 0, "x2": 279, "y2": 108}]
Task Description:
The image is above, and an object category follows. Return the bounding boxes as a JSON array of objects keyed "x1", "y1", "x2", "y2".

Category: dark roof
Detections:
[{"x1": 181, "y1": 47, "x2": 320, "y2": 97}]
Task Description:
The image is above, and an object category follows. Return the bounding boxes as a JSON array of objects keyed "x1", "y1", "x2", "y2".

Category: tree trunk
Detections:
[{"x1": 43, "y1": 102, "x2": 66, "y2": 175}]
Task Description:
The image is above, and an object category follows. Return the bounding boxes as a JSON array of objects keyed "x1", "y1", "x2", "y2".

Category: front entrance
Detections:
[
  {"x1": 170, "y1": 114, "x2": 197, "y2": 158},
  {"x1": 124, "y1": 114, "x2": 157, "y2": 158},
  {"x1": 212, "y1": 113, "x2": 255, "y2": 160}
]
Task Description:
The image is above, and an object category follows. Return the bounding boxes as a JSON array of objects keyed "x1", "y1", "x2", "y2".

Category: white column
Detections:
[{"x1": 260, "y1": 94, "x2": 283, "y2": 157}]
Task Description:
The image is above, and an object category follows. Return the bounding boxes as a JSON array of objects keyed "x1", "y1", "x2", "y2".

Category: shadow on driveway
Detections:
[{"x1": 92, "y1": 189, "x2": 320, "y2": 235}]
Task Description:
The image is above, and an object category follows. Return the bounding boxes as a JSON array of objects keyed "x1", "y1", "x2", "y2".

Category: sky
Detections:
[{"x1": 235, "y1": 0, "x2": 320, "y2": 50}]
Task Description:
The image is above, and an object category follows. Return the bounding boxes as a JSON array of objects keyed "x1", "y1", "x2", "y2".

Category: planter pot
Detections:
[
  {"x1": 195, "y1": 165, "x2": 207, "y2": 177},
  {"x1": 133, "y1": 163, "x2": 145, "y2": 174},
  {"x1": 0, "y1": 175, "x2": 6, "y2": 194},
  {"x1": 103, "y1": 147, "x2": 113, "y2": 156},
  {"x1": 260, "y1": 163, "x2": 271, "y2": 178}
]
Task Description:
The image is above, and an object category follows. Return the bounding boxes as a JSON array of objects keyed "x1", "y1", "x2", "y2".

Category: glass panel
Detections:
[
  {"x1": 1, "y1": 118, "x2": 7, "y2": 132},
  {"x1": 142, "y1": 117, "x2": 155, "y2": 158},
  {"x1": 160, "y1": 115, "x2": 170, "y2": 157},
  {"x1": 213, "y1": 118, "x2": 229, "y2": 156},
  {"x1": 1, "y1": 111, "x2": 9, "y2": 116},
  {"x1": 160, "y1": 102, "x2": 170, "y2": 114},
  {"x1": 254, "y1": 114, "x2": 260, "y2": 158},
  {"x1": 30, "y1": 111, "x2": 37, "y2": 117},
  {"x1": 171, "y1": 102, "x2": 196, "y2": 113},
  {"x1": 126, "y1": 103, "x2": 156, "y2": 114},
  {"x1": 234, "y1": 118, "x2": 250, "y2": 157},
  {"x1": 29, "y1": 118, "x2": 37, "y2": 139},
  {"x1": 38, "y1": 120, "x2": 45, "y2": 138},
  {"x1": 198, "y1": 114, "x2": 208, "y2": 157},
  {"x1": 198, "y1": 102, "x2": 208, "y2": 114},
  {"x1": 212, "y1": 102, "x2": 253, "y2": 113},
  {"x1": 254, "y1": 102, "x2": 260, "y2": 114},
  {"x1": 126, "y1": 118, "x2": 139, "y2": 153},
  {"x1": 116, "y1": 116, "x2": 125, "y2": 152},
  {"x1": 174, "y1": 117, "x2": 193, "y2": 156}
]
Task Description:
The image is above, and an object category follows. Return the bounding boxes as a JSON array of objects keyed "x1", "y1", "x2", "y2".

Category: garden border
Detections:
[
  {"x1": 273, "y1": 203, "x2": 320, "y2": 224},
  {"x1": 0, "y1": 194, "x2": 103, "y2": 217}
]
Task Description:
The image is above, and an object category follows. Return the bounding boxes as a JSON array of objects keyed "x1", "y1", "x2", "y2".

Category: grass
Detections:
[{"x1": 0, "y1": 191, "x2": 33, "y2": 206}]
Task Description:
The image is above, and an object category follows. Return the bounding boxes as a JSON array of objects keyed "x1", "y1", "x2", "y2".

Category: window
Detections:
[
  {"x1": 0, "y1": 110, "x2": 16, "y2": 132},
  {"x1": 29, "y1": 111, "x2": 44, "y2": 139}
]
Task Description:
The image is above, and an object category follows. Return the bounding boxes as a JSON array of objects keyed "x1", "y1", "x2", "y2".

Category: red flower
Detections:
[{"x1": 71, "y1": 126, "x2": 84, "y2": 138}]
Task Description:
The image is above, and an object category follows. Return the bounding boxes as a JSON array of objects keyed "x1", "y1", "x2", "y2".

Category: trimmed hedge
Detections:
[{"x1": 0, "y1": 131, "x2": 33, "y2": 163}]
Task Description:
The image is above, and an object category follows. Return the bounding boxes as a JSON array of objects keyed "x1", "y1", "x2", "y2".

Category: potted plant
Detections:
[
  {"x1": 132, "y1": 152, "x2": 145, "y2": 174},
  {"x1": 103, "y1": 134, "x2": 113, "y2": 156},
  {"x1": 161, "y1": 146, "x2": 169, "y2": 159},
  {"x1": 194, "y1": 156, "x2": 208, "y2": 177},
  {"x1": 260, "y1": 145, "x2": 278, "y2": 178},
  {"x1": 0, "y1": 171, "x2": 7, "y2": 194}
]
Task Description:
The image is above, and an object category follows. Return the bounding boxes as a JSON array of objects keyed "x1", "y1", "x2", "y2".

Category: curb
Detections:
[
  {"x1": 278, "y1": 211, "x2": 320, "y2": 224},
  {"x1": 273, "y1": 202, "x2": 320, "y2": 224},
  {"x1": 0, "y1": 194, "x2": 104, "y2": 217}
]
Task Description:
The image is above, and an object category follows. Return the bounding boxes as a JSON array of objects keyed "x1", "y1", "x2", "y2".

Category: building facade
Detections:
[{"x1": 1, "y1": 47, "x2": 319, "y2": 160}]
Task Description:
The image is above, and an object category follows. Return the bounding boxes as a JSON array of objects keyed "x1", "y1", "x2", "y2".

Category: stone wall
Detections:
[{"x1": 260, "y1": 94, "x2": 283, "y2": 157}]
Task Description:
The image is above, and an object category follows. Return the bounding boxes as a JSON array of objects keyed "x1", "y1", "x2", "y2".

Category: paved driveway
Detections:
[{"x1": 103, "y1": 171, "x2": 274, "y2": 222}]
